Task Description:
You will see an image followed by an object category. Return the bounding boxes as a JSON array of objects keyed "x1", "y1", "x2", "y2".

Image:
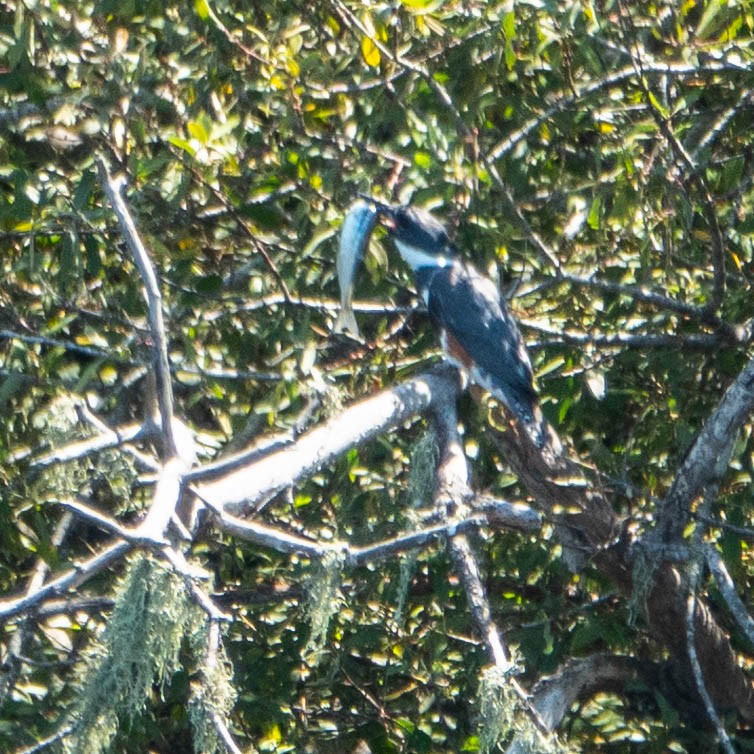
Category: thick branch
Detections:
[
  {"x1": 195, "y1": 369, "x2": 459, "y2": 515},
  {"x1": 507, "y1": 654, "x2": 654, "y2": 753},
  {"x1": 489, "y1": 413, "x2": 754, "y2": 723},
  {"x1": 431, "y1": 382, "x2": 551, "y2": 736},
  {"x1": 658, "y1": 353, "x2": 754, "y2": 541}
]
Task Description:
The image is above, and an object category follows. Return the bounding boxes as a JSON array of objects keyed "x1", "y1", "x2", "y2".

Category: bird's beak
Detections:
[{"x1": 357, "y1": 194, "x2": 397, "y2": 230}]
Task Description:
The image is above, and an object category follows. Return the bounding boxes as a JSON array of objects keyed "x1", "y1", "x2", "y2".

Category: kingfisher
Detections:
[{"x1": 372, "y1": 202, "x2": 552, "y2": 450}]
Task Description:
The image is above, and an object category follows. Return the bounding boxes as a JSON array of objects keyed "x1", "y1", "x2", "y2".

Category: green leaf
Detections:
[
  {"x1": 72, "y1": 169, "x2": 96, "y2": 211},
  {"x1": 167, "y1": 136, "x2": 196, "y2": 156},
  {"x1": 0, "y1": 373, "x2": 26, "y2": 410},
  {"x1": 361, "y1": 35, "x2": 380, "y2": 68},
  {"x1": 195, "y1": 0, "x2": 210, "y2": 20},
  {"x1": 187, "y1": 118, "x2": 210, "y2": 144},
  {"x1": 587, "y1": 195, "x2": 602, "y2": 230}
]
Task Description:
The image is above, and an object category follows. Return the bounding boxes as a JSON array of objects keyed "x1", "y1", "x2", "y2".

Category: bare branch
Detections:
[
  {"x1": 0, "y1": 540, "x2": 132, "y2": 621},
  {"x1": 430, "y1": 382, "x2": 551, "y2": 736},
  {"x1": 195, "y1": 368, "x2": 460, "y2": 515},
  {"x1": 559, "y1": 273, "x2": 731, "y2": 330},
  {"x1": 685, "y1": 591, "x2": 736, "y2": 754},
  {"x1": 212, "y1": 511, "x2": 329, "y2": 558},
  {"x1": 521, "y1": 318, "x2": 748, "y2": 351},
  {"x1": 0, "y1": 513, "x2": 74, "y2": 708},
  {"x1": 214, "y1": 502, "x2": 540, "y2": 565},
  {"x1": 0, "y1": 328, "x2": 113, "y2": 361},
  {"x1": 706, "y1": 545, "x2": 754, "y2": 650},
  {"x1": 96, "y1": 157, "x2": 178, "y2": 458},
  {"x1": 657, "y1": 352, "x2": 754, "y2": 541},
  {"x1": 16, "y1": 726, "x2": 75, "y2": 754},
  {"x1": 57, "y1": 498, "x2": 135, "y2": 540},
  {"x1": 28, "y1": 422, "x2": 148, "y2": 469},
  {"x1": 506, "y1": 654, "x2": 651, "y2": 753},
  {"x1": 58, "y1": 500, "x2": 227, "y2": 622},
  {"x1": 135, "y1": 455, "x2": 190, "y2": 541},
  {"x1": 691, "y1": 89, "x2": 754, "y2": 161}
]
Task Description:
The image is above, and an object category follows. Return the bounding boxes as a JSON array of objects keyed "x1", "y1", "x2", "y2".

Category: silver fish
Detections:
[{"x1": 334, "y1": 200, "x2": 378, "y2": 336}]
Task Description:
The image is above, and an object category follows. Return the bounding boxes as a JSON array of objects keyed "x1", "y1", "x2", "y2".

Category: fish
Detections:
[{"x1": 334, "y1": 199, "x2": 378, "y2": 336}]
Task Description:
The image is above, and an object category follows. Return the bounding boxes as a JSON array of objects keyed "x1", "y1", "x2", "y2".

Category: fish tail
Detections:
[{"x1": 334, "y1": 306, "x2": 360, "y2": 336}]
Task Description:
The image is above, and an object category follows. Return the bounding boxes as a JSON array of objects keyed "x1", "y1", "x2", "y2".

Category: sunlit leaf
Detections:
[
  {"x1": 361, "y1": 35, "x2": 381, "y2": 67},
  {"x1": 194, "y1": 0, "x2": 210, "y2": 20}
]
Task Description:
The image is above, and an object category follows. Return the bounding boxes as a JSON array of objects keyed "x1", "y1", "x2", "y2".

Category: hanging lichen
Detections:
[
  {"x1": 477, "y1": 664, "x2": 572, "y2": 754},
  {"x1": 302, "y1": 549, "x2": 345, "y2": 663},
  {"x1": 394, "y1": 429, "x2": 438, "y2": 627},
  {"x1": 188, "y1": 634, "x2": 238, "y2": 754},
  {"x1": 64, "y1": 553, "x2": 204, "y2": 754},
  {"x1": 30, "y1": 394, "x2": 137, "y2": 516},
  {"x1": 477, "y1": 665, "x2": 518, "y2": 752},
  {"x1": 627, "y1": 540, "x2": 658, "y2": 627}
]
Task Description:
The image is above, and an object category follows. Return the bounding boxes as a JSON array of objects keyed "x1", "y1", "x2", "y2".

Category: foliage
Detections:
[{"x1": 1, "y1": 0, "x2": 754, "y2": 752}]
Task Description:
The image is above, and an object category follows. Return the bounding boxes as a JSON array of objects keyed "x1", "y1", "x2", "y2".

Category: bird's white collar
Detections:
[{"x1": 394, "y1": 239, "x2": 454, "y2": 270}]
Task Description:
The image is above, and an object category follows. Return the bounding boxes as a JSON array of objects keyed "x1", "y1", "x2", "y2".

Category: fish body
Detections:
[{"x1": 334, "y1": 200, "x2": 378, "y2": 335}]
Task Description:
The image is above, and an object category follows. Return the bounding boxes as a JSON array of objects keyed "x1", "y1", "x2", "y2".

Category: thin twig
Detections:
[
  {"x1": 616, "y1": 5, "x2": 727, "y2": 316},
  {"x1": 181, "y1": 158, "x2": 293, "y2": 301},
  {"x1": 202, "y1": 0, "x2": 268, "y2": 64},
  {"x1": 0, "y1": 540, "x2": 132, "y2": 621},
  {"x1": 0, "y1": 513, "x2": 74, "y2": 708},
  {"x1": 489, "y1": 60, "x2": 746, "y2": 163}
]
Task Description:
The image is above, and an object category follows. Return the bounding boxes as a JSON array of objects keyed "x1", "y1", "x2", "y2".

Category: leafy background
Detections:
[{"x1": 2, "y1": 0, "x2": 754, "y2": 752}]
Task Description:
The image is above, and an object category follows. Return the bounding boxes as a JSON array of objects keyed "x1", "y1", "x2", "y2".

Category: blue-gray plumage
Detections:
[{"x1": 379, "y1": 204, "x2": 548, "y2": 449}]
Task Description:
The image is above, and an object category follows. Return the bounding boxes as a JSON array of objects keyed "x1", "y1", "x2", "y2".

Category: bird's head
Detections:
[{"x1": 360, "y1": 197, "x2": 455, "y2": 270}]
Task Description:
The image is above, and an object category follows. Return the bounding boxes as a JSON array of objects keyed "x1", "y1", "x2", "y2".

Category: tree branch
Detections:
[
  {"x1": 685, "y1": 591, "x2": 736, "y2": 754},
  {"x1": 487, "y1": 405, "x2": 754, "y2": 723},
  {"x1": 706, "y1": 545, "x2": 754, "y2": 650},
  {"x1": 195, "y1": 368, "x2": 460, "y2": 515},
  {"x1": 430, "y1": 376, "x2": 551, "y2": 737},
  {"x1": 96, "y1": 157, "x2": 178, "y2": 458},
  {"x1": 657, "y1": 352, "x2": 754, "y2": 541},
  {"x1": 0, "y1": 540, "x2": 132, "y2": 621},
  {"x1": 506, "y1": 654, "x2": 654, "y2": 753}
]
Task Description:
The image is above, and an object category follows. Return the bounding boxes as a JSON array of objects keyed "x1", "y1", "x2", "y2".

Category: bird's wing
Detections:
[{"x1": 421, "y1": 262, "x2": 537, "y2": 407}]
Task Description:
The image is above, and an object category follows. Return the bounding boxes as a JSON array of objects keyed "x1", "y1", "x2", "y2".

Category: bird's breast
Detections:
[{"x1": 440, "y1": 328, "x2": 475, "y2": 370}]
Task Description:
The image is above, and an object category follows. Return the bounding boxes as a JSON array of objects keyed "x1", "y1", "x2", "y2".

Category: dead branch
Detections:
[
  {"x1": 97, "y1": 158, "x2": 179, "y2": 458},
  {"x1": 195, "y1": 368, "x2": 460, "y2": 515},
  {"x1": 506, "y1": 654, "x2": 654, "y2": 753},
  {"x1": 657, "y1": 352, "x2": 754, "y2": 541},
  {"x1": 0, "y1": 540, "x2": 132, "y2": 621}
]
